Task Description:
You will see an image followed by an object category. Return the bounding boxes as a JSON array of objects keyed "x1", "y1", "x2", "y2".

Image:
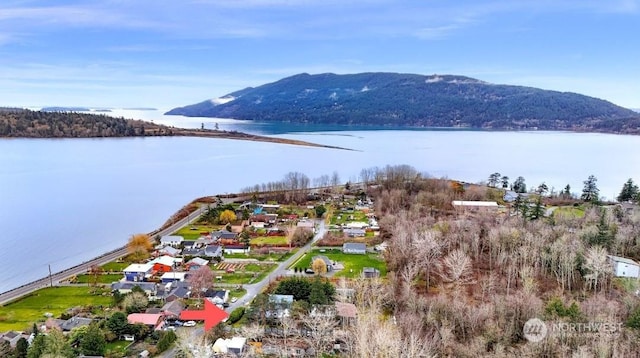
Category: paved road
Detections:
[
  {"x1": 0, "y1": 204, "x2": 210, "y2": 306},
  {"x1": 225, "y1": 219, "x2": 327, "y2": 312},
  {"x1": 157, "y1": 219, "x2": 327, "y2": 358}
]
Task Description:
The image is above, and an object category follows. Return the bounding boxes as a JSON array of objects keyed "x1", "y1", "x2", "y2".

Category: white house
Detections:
[
  {"x1": 608, "y1": 255, "x2": 640, "y2": 278},
  {"x1": 160, "y1": 235, "x2": 184, "y2": 247},
  {"x1": 452, "y1": 201, "x2": 499, "y2": 211}
]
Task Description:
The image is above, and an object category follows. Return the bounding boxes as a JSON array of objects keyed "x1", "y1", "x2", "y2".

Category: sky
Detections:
[{"x1": 0, "y1": 0, "x2": 639, "y2": 110}]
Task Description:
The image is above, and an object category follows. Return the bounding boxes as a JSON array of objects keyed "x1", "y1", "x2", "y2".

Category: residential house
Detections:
[
  {"x1": 343, "y1": 243, "x2": 366, "y2": 255},
  {"x1": 211, "y1": 230, "x2": 238, "y2": 242},
  {"x1": 161, "y1": 300, "x2": 184, "y2": 319},
  {"x1": 160, "y1": 235, "x2": 184, "y2": 247},
  {"x1": 185, "y1": 257, "x2": 209, "y2": 271},
  {"x1": 59, "y1": 315, "x2": 93, "y2": 331},
  {"x1": 503, "y1": 191, "x2": 529, "y2": 203},
  {"x1": 123, "y1": 263, "x2": 154, "y2": 282},
  {"x1": 0, "y1": 331, "x2": 30, "y2": 348},
  {"x1": 266, "y1": 294, "x2": 294, "y2": 319},
  {"x1": 182, "y1": 247, "x2": 205, "y2": 257},
  {"x1": 213, "y1": 337, "x2": 247, "y2": 355},
  {"x1": 362, "y1": 267, "x2": 380, "y2": 278},
  {"x1": 149, "y1": 255, "x2": 182, "y2": 273},
  {"x1": 261, "y1": 204, "x2": 280, "y2": 213},
  {"x1": 127, "y1": 313, "x2": 164, "y2": 331},
  {"x1": 344, "y1": 222, "x2": 369, "y2": 229},
  {"x1": 158, "y1": 246, "x2": 181, "y2": 257},
  {"x1": 165, "y1": 282, "x2": 191, "y2": 302},
  {"x1": 311, "y1": 255, "x2": 333, "y2": 272},
  {"x1": 204, "y1": 289, "x2": 229, "y2": 305},
  {"x1": 204, "y1": 245, "x2": 223, "y2": 258},
  {"x1": 343, "y1": 228, "x2": 366, "y2": 237},
  {"x1": 609, "y1": 255, "x2": 640, "y2": 278},
  {"x1": 160, "y1": 272, "x2": 187, "y2": 284},
  {"x1": 111, "y1": 282, "x2": 159, "y2": 299},
  {"x1": 223, "y1": 244, "x2": 250, "y2": 255}
]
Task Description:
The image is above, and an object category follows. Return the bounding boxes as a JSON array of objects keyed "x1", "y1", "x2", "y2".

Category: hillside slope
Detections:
[{"x1": 166, "y1": 72, "x2": 638, "y2": 131}]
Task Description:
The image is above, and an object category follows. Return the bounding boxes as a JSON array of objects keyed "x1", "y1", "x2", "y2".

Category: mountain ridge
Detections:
[{"x1": 166, "y1": 72, "x2": 639, "y2": 133}]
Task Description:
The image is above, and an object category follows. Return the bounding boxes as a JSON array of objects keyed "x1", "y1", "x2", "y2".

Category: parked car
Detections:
[
  {"x1": 231, "y1": 297, "x2": 237, "y2": 303},
  {"x1": 223, "y1": 302, "x2": 230, "y2": 308},
  {"x1": 183, "y1": 321, "x2": 196, "y2": 327}
]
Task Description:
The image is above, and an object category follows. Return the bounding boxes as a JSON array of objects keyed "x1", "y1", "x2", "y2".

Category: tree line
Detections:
[{"x1": 0, "y1": 109, "x2": 174, "y2": 138}]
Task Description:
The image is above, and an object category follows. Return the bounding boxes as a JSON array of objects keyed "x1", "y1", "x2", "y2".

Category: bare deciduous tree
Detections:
[{"x1": 584, "y1": 246, "x2": 611, "y2": 292}]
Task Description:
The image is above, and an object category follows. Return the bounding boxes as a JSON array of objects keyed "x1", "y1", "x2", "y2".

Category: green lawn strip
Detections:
[
  {"x1": 0, "y1": 286, "x2": 112, "y2": 331},
  {"x1": 172, "y1": 224, "x2": 222, "y2": 240},
  {"x1": 250, "y1": 236, "x2": 288, "y2": 246},
  {"x1": 74, "y1": 274, "x2": 123, "y2": 284},
  {"x1": 290, "y1": 249, "x2": 386, "y2": 278},
  {"x1": 100, "y1": 262, "x2": 129, "y2": 272}
]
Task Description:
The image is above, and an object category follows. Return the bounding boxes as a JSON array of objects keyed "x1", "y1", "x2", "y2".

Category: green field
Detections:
[
  {"x1": 250, "y1": 236, "x2": 288, "y2": 246},
  {"x1": 330, "y1": 209, "x2": 369, "y2": 225},
  {"x1": 214, "y1": 265, "x2": 275, "y2": 284},
  {"x1": 100, "y1": 262, "x2": 129, "y2": 272},
  {"x1": 172, "y1": 224, "x2": 221, "y2": 240},
  {"x1": 291, "y1": 249, "x2": 386, "y2": 278},
  {"x1": 105, "y1": 340, "x2": 131, "y2": 355},
  {"x1": 75, "y1": 274, "x2": 123, "y2": 284},
  {"x1": 0, "y1": 286, "x2": 112, "y2": 331},
  {"x1": 228, "y1": 288, "x2": 247, "y2": 300}
]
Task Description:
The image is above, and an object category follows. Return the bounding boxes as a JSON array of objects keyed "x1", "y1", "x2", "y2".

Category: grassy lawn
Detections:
[
  {"x1": 228, "y1": 288, "x2": 247, "y2": 300},
  {"x1": 214, "y1": 264, "x2": 276, "y2": 284},
  {"x1": 0, "y1": 286, "x2": 112, "y2": 331},
  {"x1": 74, "y1": 274, "x2": 123, "y2": 284},
  {"x1": 250, "y1": 236, "x2": 288, "y2": 246},
  {"x1": 224, "y1": 249, "x2": 297, "y2": 262},
  {"x1": 172, "y1": 224, "x2": 221, "y2": 240},
  {"x1": 100, "y1": 262, "x2": 129, "y2": 272},
  {"x1": 291, "y1": 249, "x2": 386, "y2": 278},
  {"x1": 105, "y1": 340, "x2": 130, "y2": 355},
  {"x1": 554, "y1": 206, "x2": 586, "y2": 218},
  {"x1": 330, "y1": 210, "x2": 369, "y2": 225}
]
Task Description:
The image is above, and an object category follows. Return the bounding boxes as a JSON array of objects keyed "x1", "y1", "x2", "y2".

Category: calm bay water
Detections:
[{"x1": 1, "y1": 109, "x2": 639, "y2": 292}]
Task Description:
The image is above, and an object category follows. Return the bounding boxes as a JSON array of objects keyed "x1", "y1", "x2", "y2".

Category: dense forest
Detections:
[
  {"x1": 0, "y1": 109, "x2": 174, "y2": 138},
  {"x1": 166, "y1": 72, "x2": 640, "y2": 133}
]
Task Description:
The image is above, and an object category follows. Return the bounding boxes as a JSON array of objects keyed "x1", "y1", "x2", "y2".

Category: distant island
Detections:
[
  {"x1": 0, "y1": 109, "x2": 350, "y2": 150},
  {"x1": 167, "y1": 72, "x2": 640, "y2": 134}
]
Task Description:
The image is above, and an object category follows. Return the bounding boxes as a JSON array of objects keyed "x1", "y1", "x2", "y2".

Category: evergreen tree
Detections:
[
  {"x1": 581, "y1": 175, "x2": 600, "y2": 203},
  {"x1": 488, "y1": 172, "x2": 501, "y2": 188},
  {"x1": 501, "y1": 176, "x2": 509, "y2": 189},
  {"x1": 561, "y1": 184, "x2": 572, "y2": 198},
  {"x1": 617, "y1": 178, "x2": 639, "y2": 202},
  {"x1": 512, "y1": 176, "x2": 527, "y2": 193},
  {"x1": 308, "y1": 277, "x2": 329, "y2": 305},
  {"x1": 15, "y1": 337, "x2": 28, "y2": 358}
]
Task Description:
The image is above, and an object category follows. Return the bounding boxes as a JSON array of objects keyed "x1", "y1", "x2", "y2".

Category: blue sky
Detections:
[{"x1": 1, "y1": 0, "x2": 639, "y2": 110}]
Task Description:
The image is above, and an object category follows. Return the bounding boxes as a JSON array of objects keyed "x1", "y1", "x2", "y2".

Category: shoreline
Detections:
[{"x1": 0, "y1": 195, "x2": 243, "y2": 305}]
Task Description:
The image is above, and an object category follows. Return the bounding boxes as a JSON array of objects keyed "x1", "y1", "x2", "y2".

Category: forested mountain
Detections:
[
  {"x1": 167, "y1": 72, "x2": 639, "y2": 132},
  {"x1": 0, "y1": 109, "x2": 173, "y2": 138}
]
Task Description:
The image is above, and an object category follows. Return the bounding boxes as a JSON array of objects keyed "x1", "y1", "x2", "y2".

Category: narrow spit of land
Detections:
[{"x1": 0, "y1": 109, "x2": 354, "y2": 150}]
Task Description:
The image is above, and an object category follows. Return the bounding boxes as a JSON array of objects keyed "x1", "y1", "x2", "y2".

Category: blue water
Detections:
[{"x1": 1, "y1": 110, "x2": 640, "y2": 292}]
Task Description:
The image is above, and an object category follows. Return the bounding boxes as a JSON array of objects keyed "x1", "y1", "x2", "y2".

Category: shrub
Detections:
[{"x1": 228, "y1": 307, "x2": 245, "y2": 324}]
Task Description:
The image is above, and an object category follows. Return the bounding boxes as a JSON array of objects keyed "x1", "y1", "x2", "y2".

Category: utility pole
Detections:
[{"x1": 48, "y1": 264, "x2": 53, "y2": 288}]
